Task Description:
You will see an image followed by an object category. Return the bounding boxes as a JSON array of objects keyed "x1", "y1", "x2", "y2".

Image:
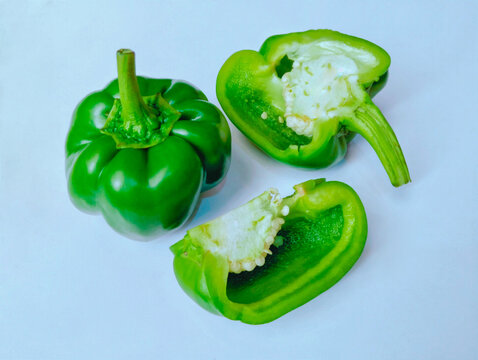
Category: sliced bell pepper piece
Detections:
[
  {"x1": 66, "y1": 49, "x2": 231, "y2": 239},
  {"x1": 171, "y1": 178, "x2": 367, "y2": 324},
  {"x1": 217, "y1": 30, "x2": 410, "y2": 187}
]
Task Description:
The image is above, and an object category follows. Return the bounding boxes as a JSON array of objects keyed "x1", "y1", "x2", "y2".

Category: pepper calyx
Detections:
[{"x1": 101, "y1": 49, "x2": 181, "y2": 149}]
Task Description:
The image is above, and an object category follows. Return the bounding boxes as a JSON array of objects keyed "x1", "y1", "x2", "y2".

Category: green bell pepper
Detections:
[
  {"x1": 66, "y1": 49, "x2": 231, "y2": 239},
  {"x1": 171, "y1": 178, "x2": 367, "y2": 324},
  {"x1": 217, "y1": 30, "x2": 410, "y2": 187}
]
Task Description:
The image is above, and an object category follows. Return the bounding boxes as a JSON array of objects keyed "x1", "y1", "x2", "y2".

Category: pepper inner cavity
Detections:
[
  {"x1": 226, "y1": 205, "x2": 345, "y2": 304},
  {"x1": 280, "y1": 53, "x2": 365, "y2": 137},
  {"x1": 188, "y1": 189, "x2": 289, "y2": 274}
]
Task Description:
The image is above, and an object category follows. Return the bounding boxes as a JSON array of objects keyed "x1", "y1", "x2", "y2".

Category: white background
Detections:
[{"x1": 1, "y1": 1, "x2": 477, "y2": 359}]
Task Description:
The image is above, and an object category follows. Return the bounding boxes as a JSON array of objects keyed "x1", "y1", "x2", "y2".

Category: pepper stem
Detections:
[
  {"x1": 344, "y1": 100, "x2": 411, "y2": 187},
  {"x1": 102, "y1": 49, "x2": 168, "y2": 149},
  {"x1": 116, "y1": 49, "x2": 155, "y2": 123}
]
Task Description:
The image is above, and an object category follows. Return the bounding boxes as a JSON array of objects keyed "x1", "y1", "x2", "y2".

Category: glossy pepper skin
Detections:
[
  {"x1": 217, "y1": 30, "x2": 410, "y2": 187},
  {"x1": 66, "y1": 50, "x2": 231, "y2": 240},
  {"x1": 171, "y1": 179, "x2": 367, "y2": 324}
]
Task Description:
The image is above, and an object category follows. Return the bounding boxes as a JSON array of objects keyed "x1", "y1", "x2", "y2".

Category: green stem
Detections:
[
  {"x1": 344, "y1": 100, "x2": 411, "y2": 187},
  {"x1": 116, "y1": 49, "x2": 154, "y2": 126},
  {"x1": 102, "y1": 49, "x2": 180, "y2": 148}
]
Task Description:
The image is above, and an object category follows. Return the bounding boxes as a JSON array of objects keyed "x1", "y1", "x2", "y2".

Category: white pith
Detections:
[
  {"x1": 189, "y1": 189, "x2": 289, "y2": 274},
  {"x1": 280, "y1": 41, "x2": 375, "y2": 137}
]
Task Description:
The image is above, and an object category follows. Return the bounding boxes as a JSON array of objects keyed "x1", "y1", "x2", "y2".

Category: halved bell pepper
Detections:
[
  {"x1": 217, "y1": 30, "x2": 410, "y2": 187},
  {"x1": 171, "y1": 179, "x2": 367, "y2": 324},
  {"x1": 66, "y1": 49, "x2": 231, "y2": 239}
]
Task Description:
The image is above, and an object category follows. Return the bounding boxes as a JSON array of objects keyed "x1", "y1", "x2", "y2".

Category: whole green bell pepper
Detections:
[
  {"x1": 217, "y1": 30, "x2": 410, "y2": 187},
  {"x1": 171, "y1": 178, "x2": 367, "y2": 324},
  {"x1": 66, "y1": 49, "x2": 231, "y2": 239}
]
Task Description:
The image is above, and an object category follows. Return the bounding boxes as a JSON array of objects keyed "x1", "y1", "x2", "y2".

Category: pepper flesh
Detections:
[
  {"x1": 171, "y1": 179, "x2": 367, "y2": 324},
  {"x1": 66, "y1": 50, "x2": 231, "y2": 239},
  {"x1": 216, "y1": 30, "x2": 410, "y2": 187}
]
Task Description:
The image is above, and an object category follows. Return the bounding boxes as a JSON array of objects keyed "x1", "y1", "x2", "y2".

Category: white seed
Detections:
[
  {"x1": 281, "y1": 205, "x2": 290, "y2": 216},
  {"x1": 278, "y1": 116, "x2": 284, "y2": 123},
  {"x1": 255, "y1": 257, "x2": 265, "y2": 266},
  {"x1": 266, "y1": 235, "x2": 275, "y2": 245},
  {"x1": 264, "y1": 249, "x2": 272, "y2": 255},
  {"x1": 242, "y1": 261, "x2": 255, "y2": 272},
  {"x1": 269, "y1": 189, "x2": 281, "y2": 205},
  {"x1": 261, "y1": 112, "x2": 268, "y2": 120},
  {"x1": 229, "y1": 262, "x2": 241, "y2": 274}
]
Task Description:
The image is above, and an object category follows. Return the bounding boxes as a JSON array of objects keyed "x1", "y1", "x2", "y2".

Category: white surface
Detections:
[{"x1": 0, "y1": 1, "x2": 477, "y2": 359}]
